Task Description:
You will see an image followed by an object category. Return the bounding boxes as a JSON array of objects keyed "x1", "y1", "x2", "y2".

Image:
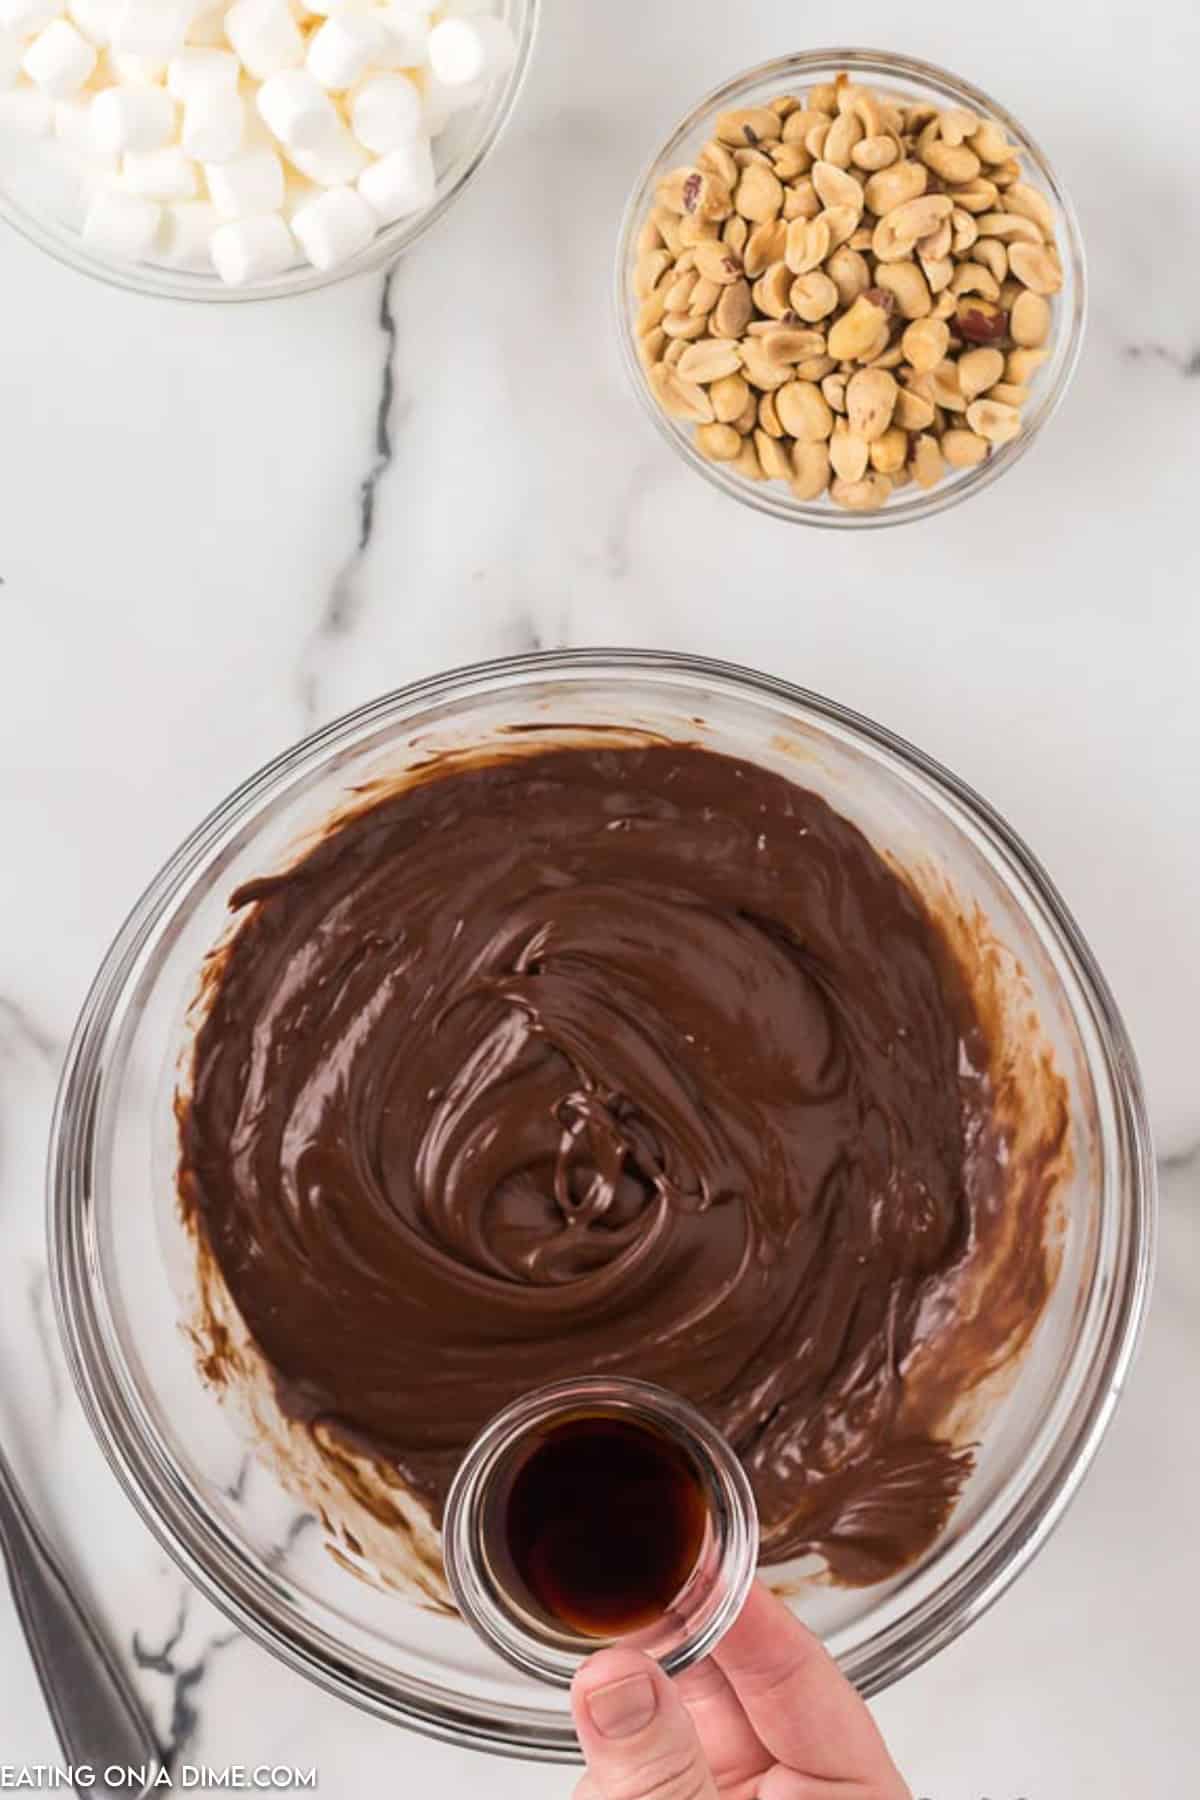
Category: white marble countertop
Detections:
[{"x1": 1, "y1": 0, "x2": 1197, "y2": 1794}]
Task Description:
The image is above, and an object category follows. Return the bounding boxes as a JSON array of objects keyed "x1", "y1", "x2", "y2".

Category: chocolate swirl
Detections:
[{"x1": 180, "y1": 743, "x2": 1055, "y2": 1583}]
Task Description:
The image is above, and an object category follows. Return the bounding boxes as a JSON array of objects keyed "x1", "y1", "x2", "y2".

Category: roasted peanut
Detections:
[
  {"x1": 762, "y1": 325, "x2": 826, "y2": 364},
  {"x1": 744, "y1": 219, "x2": 789, "y2": 276},
  {"x1": 753, "y1": 259, "x2": 794, "y2": 319},
  {"x1": 941, "y1": 427, "x2": 990, "y2": 467},
  {"x1": 710, "y1": 372, "x2": 751, "y2": 424},
  {"x1": 776, "y1": 379, "x2": 835, "y2": 442},
  {"x1": 1006, "y1": 346, "x2": 1049, "y2": 383},
  {"x1": 821, "y1": 370, "x2": 848, "y2": 413},
  {"x1": 827, "y1": 289, "x2": 894, "y2": 360},
  {"x1": 713, "y1": 277, "x2": 754, "y2": 338},
  {"x1": 831, "y1": 472, "x2": 893, "y2": 510},
  {"x1": 829, "y1": 417, "x2": 870, "y2": 482},
  {"x1": 785, "y1": 215, "x2": 832, "y2": 276},
  {"x1": 692, "y1": 239, "x2": 745, "y2": 285},
  {"x1": 873, "y1": 193, "x2": 953, "y2": 261},
  {"x1": 987, "y1": 382, "x2": 1029, "y2": 408},
  {"x1": 758, "y1": 391, "x2": 784, "y2": 436},
  {"x1": 966, "y1": 398, "x2": 1022, "y2": 444},
  {"x1": 736, "y1": 160, "x2": 785, "y2": 223},
  {"x1": 923, "y1": 138, "x2": 981, "y2": 183},
  {"x1": 846, "y1": 367, "x2": 898, "y2": 441},
  {"x1": 825, "y1": 244, "x2": 871, "y2": 307},
  {"x1": 1009, "y1": 242, "x2": 1063, "y2": 295},
  {"x1": 870, "y1": 424, "x2": 908, "y2": 474},
  {"x1": 957, "y1": 346, "x2": 1005, "y2": 401},
  {"x1": 852, "y1": 133, "x2": 898, "y2": 171},
  {"x1": 823, "y1": 110, "x2": 864, "y2": 168},
  {"x1": 864, "y1": 159, "x2": 927, "y2": 216},
  {"x1": 658, "y1": 166, "x2": 733, "y2": 220},
  {"x1": 910, "y1": 432, "x2": 945, "y2": 487},
  {"x1": 811, "y1": 159, "x2": 863, "y2": 213},
  {"x1": 894, "y1": 385, "x2": 935, "y2": 431},
  {"x1": 695, "y1": 422, "x2": 743, "y2": 461},
  {"x1": 874, "y1": 259, "x2": 932, "y2": 319},
  {"x1": 733, "y1": 435, "x2": 766, "y2": 480},
  {"x1": 901, "y1": 315, "x2": 950, "y2": 373},
  {"x1": 955, "y1": 296, "x2": 1008, "y2": 343},
  {"x1": 789, "y1": 270, "x2": 840, "y2": 321},
  {"x1": 649, "y1": 363, "x2": 714, "y2": 423},
  {"x1": 790, "y1": 440, "x2": 832, "y2": 499},
  {"x1": 715, "y1": 107, "x2": 782, "y2": 147},
  {"x1": 677, "y1": 338, "x2": 744, "y2": 384},
  {"x1": 755, "y1": 428, "x2": 793, "y2": 480}
]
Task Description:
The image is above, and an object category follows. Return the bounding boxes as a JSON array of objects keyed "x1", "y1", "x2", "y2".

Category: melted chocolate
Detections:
[{"x1": 180, "y1": 743, "x2": 1055, "y2": 1584}]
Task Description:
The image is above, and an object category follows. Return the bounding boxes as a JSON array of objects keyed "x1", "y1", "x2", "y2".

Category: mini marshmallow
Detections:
[
  {"x1": 349, "y1": 73, "x2": 421, "y2": 153},
  {"x1": 167, "y1": 46, "x2": 238, "y2": 101},
  {"x1": 67, "y1": 0, "x2": 119, "y2": 44},
  {"x1": 0, "y1": 2, "x2": 65, "y2": 34},
  {"x1": 181, "y1": 85, "x2": 242, "y2": 161},
  {"x1": 280, "y1": 167, "x2": 315, "y2": 220},
  {"x1": 156, "y1": 195, "x2": 217, "y2": 266},
  {"x1": 205, "y1": 142, "x2": 283, "y2": 215},
  {"x1": 22, "y1": 18, "x2": 96, "y2": 95},
  {"x1": 209, "y1": 210, "x2": 295, "y2": 284},
  {"x1": 356, "y1": 134, "x2": 433, "y2": 221},
  {"x1": 225, "y1": 0, "x2": 303, "y2": 82},
  {"x1": 292, "y1": 182, "x2": 374, "y2": 269},
  {"x1": 307, "y1": 10, "x2": 387, "y2": 91},
  {"x1": 427, "y1": 14, "x2": 513, "y2": 86},
  {"x1": 107, "y1": 50, "x2": 164, "y2": 83},
  {"x1": 186, "y1": 6, "x2": 227, "y2": 48},
  {"x1": 256, "y1": 67, "x2": 337, "y2": 149},
  {"x1": 421, "y1": 72, "x2": 481, "y2": 136},
  {"x1": 0, "y1": 28, "x2": 22, "y2": 89},
  {"x1": 81, "y1": 182, "x2": 160, "y2": 257},
  {"x1": 90, "y1": 82, "x2": 174, "y2": 152},
  {"x1": 122, "y1": 142, "x2": 196, "y2": 196},
  {"x1": 53, "y1": 92, "x2": 117, "y2": 161},
  {"x1": 374, "y1": 4, "x2": 430, "y2": 67},
  {"x1": 111, "y1": 0, "x2": 191, "y2": 60},
  {"x1": 0, "y1": 85, "x2": 53, "y2": 133},
  {"x1": 288, "y1": 120, "x2": 366, "y2": 186}
]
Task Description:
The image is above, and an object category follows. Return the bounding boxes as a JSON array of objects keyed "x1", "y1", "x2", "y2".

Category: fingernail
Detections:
[{"x1": 585, "y1": 1672, "x2": 658, "y2": 1739}]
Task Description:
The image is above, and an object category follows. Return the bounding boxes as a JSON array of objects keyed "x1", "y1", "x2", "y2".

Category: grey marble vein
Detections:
[
  {"x1": 601, "y1": 455, "x2": 664, "y2": 583},
  {"x1": 1121, "y1": 341, "x2": 1200, "y2": 378},
  {"x1": 26, "y1": 1267, "x2": 63, "y2": 1420},
  {"x1": 0, "y1": 994, "x2": 59, "y2": 1066},
  {"x1": 1159, "y1": 1136, "x2": 1200, "y2": 1174},
  {"x1": 263, "y1": 1510, "x2": 316, "y2": 1574},
  {"x1": 297, "y1": 266, "x2": 403, "y2": 729},
  {"x1": 223, "y1": 1453, "x2": 251, "y2": 1506},
  {"x1": 133, "y1": 1592, "x2": 238, "y2": 1768}
]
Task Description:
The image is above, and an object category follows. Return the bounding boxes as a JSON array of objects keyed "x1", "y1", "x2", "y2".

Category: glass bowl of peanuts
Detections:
[
  {"x1": 617, "y1": 49, "x2": 1086, "y2": 525},
  {"x1": 0, "y1": 0, "x2": 537, "y2": 301}
]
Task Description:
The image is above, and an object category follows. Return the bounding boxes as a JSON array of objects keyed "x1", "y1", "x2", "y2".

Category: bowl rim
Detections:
[
  {"x1": 48, "y1": 648, "x2": 1155, "y2": 1759},
  {"x1": 613, "y1": 47, "x2": 1089, "y2": 528},
  {"x1": 0, "y1": 0, "x2": 540, "y2": 304}
]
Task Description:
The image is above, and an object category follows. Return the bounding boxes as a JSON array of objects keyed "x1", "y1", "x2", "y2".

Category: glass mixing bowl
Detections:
[
  {"x1": 615, "y1": 50, "x2": 1087, "y2": 528},
  {"x1": 0, "y1": 0, "x2": 537, "y2": 302},
  {"x1": 49, "y1": 650, "x2": 1152, "y2": 1760}
]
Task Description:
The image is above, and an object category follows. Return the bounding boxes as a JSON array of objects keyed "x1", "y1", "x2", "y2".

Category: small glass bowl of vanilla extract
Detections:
[{"x1": 442, "y1": 1377, "x2": 758, "y2": 1685}]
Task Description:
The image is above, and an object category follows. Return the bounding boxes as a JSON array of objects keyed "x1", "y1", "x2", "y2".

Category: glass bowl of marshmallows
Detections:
[{"x1": 0, "y1": 0, "x2": 537, "y2": 298}]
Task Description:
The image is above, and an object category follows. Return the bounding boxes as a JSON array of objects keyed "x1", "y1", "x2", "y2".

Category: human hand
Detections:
[{"x1": 570, "y1": 1581, "x2": 909, "y2": 1800}]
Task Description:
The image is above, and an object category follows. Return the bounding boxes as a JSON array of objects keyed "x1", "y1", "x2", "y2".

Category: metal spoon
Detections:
[{"x1": 0, "y1": 1439, "x2": 162, "y2": 1799}]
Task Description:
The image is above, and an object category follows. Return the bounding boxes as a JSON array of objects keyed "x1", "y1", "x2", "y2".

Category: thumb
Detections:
[{"x1": 572, "y1": 1647, "x2": 718, "y2": 1800}]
